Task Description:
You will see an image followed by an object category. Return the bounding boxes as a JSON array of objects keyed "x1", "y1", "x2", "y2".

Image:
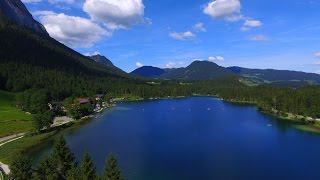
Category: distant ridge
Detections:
[
  {"x1": 161, "y1": 61, "x2": 233, "y2": 80},
  {"x1": 130, "y1": 61, "x2": 233, "y2": 80},
  {"x1": 227, "y1": 66, "x2": 320, "y2": 86},
  {"x1": 131, "y1": 66, "x2": 165, "y2": 78},
  {"x1": 130, "y1": 61, "x2": 320, "y2": 87},
  {"x1": 89, "y1": 54, "x2": 125, "y2": 74}
]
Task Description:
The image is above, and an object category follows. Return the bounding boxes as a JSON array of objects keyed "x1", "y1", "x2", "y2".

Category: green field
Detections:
[
  {"x1": 0, "y1": 131, "x2": 56, "y2": 165},
  {"x1": 0, "y1": 90, "x2": 33, "y2": 137}
]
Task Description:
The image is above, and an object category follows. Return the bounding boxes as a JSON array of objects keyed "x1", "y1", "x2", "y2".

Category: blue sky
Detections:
[{"x1": 22, "y1": 0, "x2": 320, "y2": 73}]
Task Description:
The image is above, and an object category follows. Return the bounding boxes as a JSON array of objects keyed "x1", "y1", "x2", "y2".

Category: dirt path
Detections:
[
  {"x1": 0, "y1": 117, "x2": 74, "y2": 175},
  {"x1": 0, "y1": 133, "x2": 25, "y2": 144},
  {"x1": 0, "y1": 134, "x2": 25, "y2": 175}
]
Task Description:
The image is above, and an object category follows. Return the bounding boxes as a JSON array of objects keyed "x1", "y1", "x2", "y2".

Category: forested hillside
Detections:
[
  {"x1": 131, "y1": 66, "x2": 166, "y2": 78},
  {"x1": 228, "y1": 66, "x2": 320, "y2": 86},
  {"x1": 0, "y1": 14, "x2": 136, "y2": 100},
  {"x1": 89, "y1": 54, "x2": 125, "y2": 74},
  {"x1": 1, "y1": 8, "x2": 320, "y2": 120}
]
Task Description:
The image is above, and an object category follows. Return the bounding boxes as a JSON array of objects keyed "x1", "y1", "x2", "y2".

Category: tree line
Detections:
[
  {"x1": 2, "y1": 12, "x2": 320, "y2": 120},
  {"x1": 9, "y1": 136, "x2": 123, "y2": 180},
  {"x1": 13, "y1": 76, "x2": 320, "y2": 122},
  {"x1": 193, "y1": 80, "x2": 320, "y2": 119}
]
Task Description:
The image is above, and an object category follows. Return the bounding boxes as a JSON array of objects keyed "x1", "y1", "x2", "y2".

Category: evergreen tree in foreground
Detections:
[
  {"x1": 10, "y1": 154, "x2": 33, "y2": 180},
  {"x1": 34, "y1": 155, "x2": 58, "y2": 180},
  {"x1": 11, "y1": 136, "x2": 124, "y2": 180},
  {"x1": 51, "y1": 135, "x2": 75, "y2": 179},
  {"x1": 66, "y1": 163, "x2": 80, "y2": 180},
  {"x1": 80, "y1": 152, "x2": 97, "y2": 180},
  {"x1": 102, "y1": 154, "x2": 123, "y2": 180}
]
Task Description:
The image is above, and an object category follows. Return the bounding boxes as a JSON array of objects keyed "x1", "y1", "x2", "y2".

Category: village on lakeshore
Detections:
[{"x1": 51, "y1": 94, "x2": 112, "y2": 124}]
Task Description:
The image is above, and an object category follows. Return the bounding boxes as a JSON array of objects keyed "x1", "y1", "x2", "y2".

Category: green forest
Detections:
[
  {"x1": 1, "y1": 6, "x2": 320, "y2": 180},
  {"x1": 1, "y1": 12, "x2": 320, "y2": 132},
  {"x1": 9, "y1": 136, "x2": 123, "y2": 180}
]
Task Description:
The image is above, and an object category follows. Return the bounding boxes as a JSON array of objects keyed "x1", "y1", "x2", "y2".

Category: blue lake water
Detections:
[{"x1": 33, "y1": 97, "x2": 320, "y2": 179}]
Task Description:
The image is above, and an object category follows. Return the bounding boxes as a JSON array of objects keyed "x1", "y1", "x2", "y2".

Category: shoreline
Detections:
[
  {"x1": 112, "y1": 95, "x2": 188, "y2": 103},
  {"x1": 115, "y1": 95, "x2": 320, "y2": 133},
  {"x1": 223, "y1": 99, "x2": 320, "y2": 133},
  {"x1": 1, "y1": 95, "x2": 320, "y2": 172},
  {"x1": 0, "y1": 116, "x2": 96, "y2": 173}
]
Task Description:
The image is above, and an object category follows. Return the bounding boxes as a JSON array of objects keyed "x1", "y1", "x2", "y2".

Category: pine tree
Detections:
[
  {"x1": 51, "y1": 136, "x2": 75, "y2": 179},
  {"x1": 34, "y1": 155, "x2": 58, "y2": 180},
  {"x1": 101, "y1": 154, "x2": 123, "y2": 180},
  {"x1": 10, "y1": 154, "x2": 33, "y2": 180},
  {"x1": 66, "y1": 163, "x2": 80, "y2": 180},
  {"x1": 80, "y1": 152, "x2": 97, "y2": 180}
]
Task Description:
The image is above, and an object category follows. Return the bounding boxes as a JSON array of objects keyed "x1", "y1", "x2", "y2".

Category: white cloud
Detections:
[
  {"x1": 38, "y1": 12, "x2": 109, "y2": 48},
  {"x1": 84, "y1": 51, "x2": 101, "y2": 56},
  {"x1": 203, "y1": 0, "x2": 263, "y2": 32},
  {"x1": 22, "y1": 0, "x2": 42, "y2": 3},
  {"x1": 314, "y1": 51, "x2": 320, "y2": 58},
  {"x1": 32, "y1": 10, "x2": 56, "y2": 16},
  {"x1": 193, "y1": 58, "x2": 205, "y2": 61},
  {"x1": 313, "y1": 52, "x2": 320, "y2": 66},
  {"x1": 203, "y1": 0, "x2": 242, "y2": 21},
  {"x1": 83, "y1": 0, "x2": 147, "y2": 30},
  {"x1": 48, "y1": 0, "x2": 74, "y2": 4},
  {"x1": 193, "y1": 23, "x2": 207, "y2": 32},
  {"x1": 244, "y1": 20, "x2": 262, "y2": 27},
  {"x1": 165, "y1": 61, "x2": 185, "y2": 68},
  {"x1": 250, "y1": 35, "x2": 269, "y2": 41},
  {"x1": 241, "y1": 19, "x2": 262, "y2": 31},
  {"x1": 169, "y1": 31, "x2": 196, "y2": 41},
  {"x1": 208, "y1": 56, "x2": 224, "y2": 61},
  {"x1": 136, "y1": 62, "x2": 144, "y2": 67},
  {"x1": 55, "y1": 5, "x2": 71, "y2": 10}
]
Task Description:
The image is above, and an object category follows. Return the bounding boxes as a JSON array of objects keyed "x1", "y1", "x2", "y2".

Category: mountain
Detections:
[
  {"x1": 0, "y1": 3, "x2": 132, "y2": 97},
  {"x1": 161, "y1": 61, "x2": 233, "y2": 80},
  {"x1": 89, "y1": 54, "x2": 125, "y2": 74},
  {"x1": 0, "y1": 0, "x2": 48, "y2": 36},
  {"x1": 131, "y1": 66, "x2": 165, "y2": 78},
  {"x1": 130, "y1": 61, "x2": 234, "y2": 80},
  {"x1": 227, "y1": 67, "x2": 320, "y2": 86},
  {"x1": 130, "y1": 61, "x2": 320, "y2": 87}
]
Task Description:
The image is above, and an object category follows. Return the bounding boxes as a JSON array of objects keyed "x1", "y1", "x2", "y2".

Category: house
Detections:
[
  {"x1": 77, "y1": 98, "x2": 90, "y2": 104},
  {"x1": 95, "y1": 94, "x2": 105, "y2": 101}
]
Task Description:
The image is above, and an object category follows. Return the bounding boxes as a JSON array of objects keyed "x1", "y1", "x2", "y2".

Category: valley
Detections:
[{"x1": 1, "y1": 0, "x2": 320, "y2": 179}]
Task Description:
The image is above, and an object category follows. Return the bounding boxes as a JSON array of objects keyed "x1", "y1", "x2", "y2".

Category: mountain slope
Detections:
[
  {"x1": 89, "y1": 55, "x2": 125, "y2": 74},
  {"x1": 130, "y1": 61, "x2": 234, "y2": 80},
  {"x1": 0, "y1": 13, "x2": 122, "y2": 75},
  {"x1": 0, "y1": 10, "x2": 133, "y2": 98},
  {"x1": 161, "y1": 61, "x2": 233, "y2": 80},
  {"x1": 0, "y1": 0, "x2": 48, "y2": 36},
  {"x1": 131, "y1": 66, "x2": 165, "y2": 78},
  {"x1": 130, "y1": 62, "x2": 320, "y2": 87},
  {"x1": 228, "y1": 66, "x2": 320, "y2": 85}
]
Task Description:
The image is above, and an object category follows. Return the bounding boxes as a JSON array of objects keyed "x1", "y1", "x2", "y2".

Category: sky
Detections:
[{"x1": 22, "y1": 0, "x2": 320, "y2": 73}]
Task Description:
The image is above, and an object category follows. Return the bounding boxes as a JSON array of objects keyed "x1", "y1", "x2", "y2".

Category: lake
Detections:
[{"x1": 33, "y1": 97, "x2": 320, "y2": 179}]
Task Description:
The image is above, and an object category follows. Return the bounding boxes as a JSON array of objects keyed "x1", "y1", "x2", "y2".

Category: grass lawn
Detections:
[
  {"x1": 0, "y1": 90, "x2": 33, "y2": 137},
  {"x1": 0, "y1": 131, "x2": 57, "y2": 165}
]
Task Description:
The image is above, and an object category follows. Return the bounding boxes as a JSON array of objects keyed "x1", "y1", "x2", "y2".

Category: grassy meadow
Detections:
[
  {"x1": 0, "y1": 131, "x2": 56, "y2": 165},
  {"x1": 0, "y1": 90, "x2": 33, "y2": 137}
]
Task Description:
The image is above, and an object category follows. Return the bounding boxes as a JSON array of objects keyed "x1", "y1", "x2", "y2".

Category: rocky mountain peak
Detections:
[{"x1": 0, "y1": 0, "x2": 48, "y2": 36}]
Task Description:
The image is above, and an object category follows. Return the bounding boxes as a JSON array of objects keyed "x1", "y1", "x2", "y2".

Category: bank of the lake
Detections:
[
  {"x1": 0, "y1": 116, "x2": 95, "y2": 166},
  {"x1": 118, "y1": 95, "x2": 320, "y2": 133},
  {"x1": 29, "y1": 97, "x2": 320, "y2": 180},
  {"x1": 224, "y1": 98, "x2": 320, "y2": 133},
  {"x1": 1, "y1": 96, "x2": 319, "y2": 175}
]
